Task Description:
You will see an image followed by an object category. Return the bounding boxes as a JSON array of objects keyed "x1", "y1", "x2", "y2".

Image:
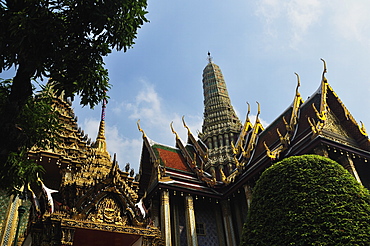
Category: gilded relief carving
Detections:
[
  {"x1": 88, "y1": 197, "x2": 127, "y2": 225},
  {"x1": 323, "y1": 111, "x2": 351, "y2": 138}
]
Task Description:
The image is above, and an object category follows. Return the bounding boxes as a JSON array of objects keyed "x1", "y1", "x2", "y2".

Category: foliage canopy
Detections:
[
  {"x1": 0, "y1": 0, "x2": 148, "y2": 192},
  {"x1": 0, "y1": 79, "x2": 60, "y2": 193},
  {"x1": 241, "y1": 155, "x2": 370, "y2": 246},
  {"x1": 0, "y1": 0, "x2": 148, "y2": 107}
]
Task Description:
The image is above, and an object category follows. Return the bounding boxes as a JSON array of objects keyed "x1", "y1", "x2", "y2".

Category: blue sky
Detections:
[{"x1": 2, "y1": 1, "x2": 370, "y2": 173}]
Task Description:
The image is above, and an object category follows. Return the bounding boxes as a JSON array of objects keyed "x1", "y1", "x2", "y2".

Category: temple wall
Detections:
[{"x1": 194, "y1": 199, "x2": 223, "y2": 246}]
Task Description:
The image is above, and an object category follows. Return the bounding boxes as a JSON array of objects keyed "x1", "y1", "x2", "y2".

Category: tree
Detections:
[
  {"x1": 0, "y1": 79, "x2": 60, "y2": 193},
  {"x1": 0, "y1": 0, "x2": 148, "y2": 192},
  {"x1": 241, "y1": 155, "x2": 370, "y2": 246}
]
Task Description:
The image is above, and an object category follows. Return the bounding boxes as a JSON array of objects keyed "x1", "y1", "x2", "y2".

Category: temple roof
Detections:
[{"x1": 138, "y1": 58, "x2": 370, "y2": 198}]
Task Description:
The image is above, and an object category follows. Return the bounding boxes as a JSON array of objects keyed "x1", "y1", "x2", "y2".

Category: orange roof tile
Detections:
[{"x1": 156, "y1": 146, "x2": 191, "y2": 172}]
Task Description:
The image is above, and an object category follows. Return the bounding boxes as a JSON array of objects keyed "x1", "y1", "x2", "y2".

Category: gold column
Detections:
[
  {"x1": 0, "y1": 195, "x2": 19, "y2": 246},
  {"x1": 185, "y1": 194, "x2": 198, "y2": 246},
  {"x1": 161, "y1": 190, "x2": 171, "y2": 246},
  {"x1": 220, "y1": 200, "x2": 236, "y2": 246}
]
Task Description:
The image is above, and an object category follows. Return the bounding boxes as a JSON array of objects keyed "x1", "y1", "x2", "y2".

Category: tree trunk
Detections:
[{"x1": 0, "y1": 60, "x2": 35, "y2": 159}]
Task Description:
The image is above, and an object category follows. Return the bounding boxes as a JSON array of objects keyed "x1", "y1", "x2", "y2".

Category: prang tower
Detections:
[{"x1": 199, "y1": 53, "x2": 242, "y2": 178}]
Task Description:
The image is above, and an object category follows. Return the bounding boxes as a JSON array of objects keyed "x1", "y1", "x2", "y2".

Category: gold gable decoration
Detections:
[
  {"x1": 264, "y1": 73, "x2": 304, "y2": 160},
  {"x1": 324, "y1": 111, "x2": 352, "y2": 138},
  {"x1": 87, "y1": 197, "x2": 128, "y2": 225},
  {"x1": 322, "y1": 111, "x2": 359, "y2": 148}
]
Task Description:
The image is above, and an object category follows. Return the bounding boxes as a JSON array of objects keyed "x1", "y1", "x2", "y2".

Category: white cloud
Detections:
[
  {"x1": 114, "y1": 80, "x2": 202, "y2": 143},
  {"x1": 125, "y1": 80, "x2": 168, "y2": 127},
  {"x1": 82, "y1": 118, "x2": 100, "y2": 141},
  {"x1": 255, "y1": 0, "x2": 322, "y2": 48},
  {"x1": 105, "y1": 125, "x2": 142, "y2": 172},
  {"x1": 331, "y1": 1, "x2": 370, "y2": 48},
  {"x1": 249, "y1": 114, "x2": 269, "y2": 129},
  {"x1": 80, "y1": 117, "x2": 143, "y2": 172}
]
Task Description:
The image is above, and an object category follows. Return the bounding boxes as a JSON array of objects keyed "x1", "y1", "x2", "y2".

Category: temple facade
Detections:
[
  {"x1": 1, "y1": 56, "x2": 370, "y2": 245},
  {"x1": 136, "y1": 56, "x2": 370, "y2": 246},
  {"x1": 1, "y1": 94, "x2": 162, "y2": 245}
]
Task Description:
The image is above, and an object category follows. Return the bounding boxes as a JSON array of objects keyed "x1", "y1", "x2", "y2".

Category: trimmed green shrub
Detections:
[{"x1": 240, "y1": 154, "x2": 370, "y2": 246}]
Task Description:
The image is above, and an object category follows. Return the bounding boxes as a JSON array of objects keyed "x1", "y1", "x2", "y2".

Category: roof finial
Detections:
[
  {"x1": 101, "y1": 94, "x2": 107, "y2": 121},
  {"x1": 207, "y1": 51, "x2": 213, "y2": 63},
  {"x1": 137, "y1": 119, "x2": 147, "y2": 138},
  {"x1": 294, "y1": 72, "x2": 301, "y2": 96},
  {"x1": 320, "y1": 58, "x2": 327, "y2": 83},
  {"x1": 170, "y1": 121, "x2": 180, "y2": 140},
  {"x1": 246, "y1": 102, "x2": 251, "y2": 118},
  {"x1": 256, "y1": 101, "x2": 261, "y2": 124},
  {"x1": 182, "y1": 116, "x2": 191, "y2": 135}
]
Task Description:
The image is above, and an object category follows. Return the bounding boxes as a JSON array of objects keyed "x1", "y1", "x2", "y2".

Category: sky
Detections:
[{"x1": 2, "y1": 0, "x2": 370, "y2": 174}]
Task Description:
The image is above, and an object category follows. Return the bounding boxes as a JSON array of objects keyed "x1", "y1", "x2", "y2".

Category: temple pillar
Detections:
[
  {"x1": 220, "y1": 200, "x2": 236, "y2": 246},
  {"x1": 213, "y1": 136, "x2": 218, "y2": 148},
  {"x1": 151, "y1": 199, "x2": 160, "y2": 228},
  {"x1": 243, "y1": 185, "x2": 252, "y2": 209},
  {"x1": 161, "y1": 190, "x2": 171, "y2": 246},
  {"x1": 0, "y1": 194, "x2": 17, "y2": 246},
  {"x1": 207, "y1": 139, "x2": 213, "y2": 149},
  {"x1": 185, "y1": 194, "x2": 198, "y2": 246},
  {"x1": 230, "y1": 133, "x2": 235, "y2": 144},
  {"x1": 61, "y1": 227, "x2": 75, "y2": 245},
  {"x1": 219, "y1": 135, "x2": 223, "y2": 147},
  {"x1": 337, "y1": 155, "x2": 362, "y2": 184},
  {"x1": 224, "y1": 134, "x2": 230, "y2": 146}
]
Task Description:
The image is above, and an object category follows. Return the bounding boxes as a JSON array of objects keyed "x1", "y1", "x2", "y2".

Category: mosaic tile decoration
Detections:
[
  {"x1": 177, "y1": 199, "x2": 187, "y2": 246},
  {"x1": 194, "y1": 200, "x2": 220, "y2": 246},
  {"x1": 0, "y1": 190, "x2": 10, "y2": 235}
]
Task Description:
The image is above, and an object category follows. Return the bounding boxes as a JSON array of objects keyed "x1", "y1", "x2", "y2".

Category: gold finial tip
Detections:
[
  {"x1": 170, "y1": 121, "x2": 180, "y2": 139},
  {"x1": 170, "y1": 121, "x2": 175, "y2": 132},
  {"x1": 256, "y1": 101, "x2": 261, "y2": 117},
  {"x1": 321, "y1": 58, "x2": 328, "y2": 83},
  {"x1": 182, "y1": 115, "x2": 191, "y2": 133},
  {"x1": 321, "y1": 58, "x2": 327, "y2": 71},
  {"x1": 137, "y1": 119, "x2": 146, "y2": 138},
  {"x1": 295, "y1": 72, "x2": 301, "y2": 89},
  {"x1": 246, "y1": 102, "x2": 251, "y2": 117}
]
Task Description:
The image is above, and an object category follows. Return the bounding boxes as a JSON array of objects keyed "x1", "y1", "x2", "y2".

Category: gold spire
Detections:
[
  {"x1": 95, "y1": 99, "x2": 108, "y2": 152},
  {"x1": 96, "y1": 119, "x2": 107, "y2": 151},
  {"x1": 92, "y1": 99, "x2": 111, "y2": 164}
]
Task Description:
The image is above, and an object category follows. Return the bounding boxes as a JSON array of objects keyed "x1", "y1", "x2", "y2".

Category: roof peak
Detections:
[
  {"x1": 207, "y1": 51, "x2": 213, "y2": 63},
  {"x1": 94, "y1": 99, "x2": 110, "y2": 160}
]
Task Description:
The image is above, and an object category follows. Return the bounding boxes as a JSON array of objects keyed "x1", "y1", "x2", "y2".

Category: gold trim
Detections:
[
  {"x1": 170, "y1": 121, "x2": 180, "y2": 140},
  {"x1": 137, "y1": 119, "x2": 147, "y2": 138}
]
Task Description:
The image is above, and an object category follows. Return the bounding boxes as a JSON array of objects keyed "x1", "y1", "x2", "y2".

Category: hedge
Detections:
[{"x1": 240, "y1": 155, "x2": 370, "y2": 246}]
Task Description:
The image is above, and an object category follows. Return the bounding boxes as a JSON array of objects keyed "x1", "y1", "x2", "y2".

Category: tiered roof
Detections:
[
  {"x1": 138, "y1": 58, "x2": 370, "y2": 200},
  {"x1": 199, "y1": 54, "x2": 242, "y2": 174},
  {"x1": 26, "y1": 93, "x2": 163, "y2": 245}
]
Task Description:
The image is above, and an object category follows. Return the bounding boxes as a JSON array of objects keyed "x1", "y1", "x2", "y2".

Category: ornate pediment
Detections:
[
  {"x1": 87, "y1": 197, "x2": 128, "y2": 225},
  {"x1": 322, "y1": 111, "x2": 358, "y2": 147},
  {"x1": 323, "y1": 111, "x2": 351, "y2": 138}
]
